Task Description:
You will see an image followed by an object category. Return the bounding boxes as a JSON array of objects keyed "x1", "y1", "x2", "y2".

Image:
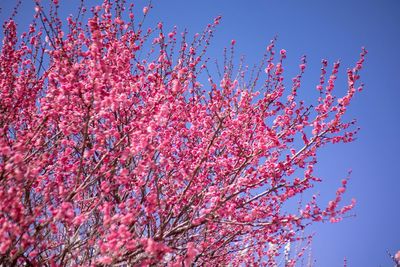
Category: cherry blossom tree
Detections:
[{"x1": 0, "y1": 0, "x2": 366, "y2": 266}]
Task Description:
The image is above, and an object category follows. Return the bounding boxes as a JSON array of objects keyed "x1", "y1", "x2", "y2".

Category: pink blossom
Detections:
[
  {"x1": 97, "y1": 256, "x2": 113, "y2": 264},
  {"x1": 184, "y1": 242, "x2": 198, "y2": 266},
  {"x1": 115, "y1": 17, "x2": 124, "y2": 25},
  {"x1": 395, "y1": 250, "x2": 400, "y2": 263},
  {"x1": 337, "y1": 187, "x2": 346, "y2": 194}
]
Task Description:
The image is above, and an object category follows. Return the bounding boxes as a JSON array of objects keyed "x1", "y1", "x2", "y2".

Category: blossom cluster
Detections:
[{"x1": 0, "y1": 0, "x2": 366, "y2": 265}]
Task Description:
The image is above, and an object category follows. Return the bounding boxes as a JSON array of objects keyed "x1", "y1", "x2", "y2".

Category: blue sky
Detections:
[{"x1": 1, "y1": 0, "x2": 399, "y2": 266}]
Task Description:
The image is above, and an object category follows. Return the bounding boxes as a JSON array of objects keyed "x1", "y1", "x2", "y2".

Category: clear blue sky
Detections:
[{"x1": 1, "y1": 0, "x2": 399, "y2": 266}]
